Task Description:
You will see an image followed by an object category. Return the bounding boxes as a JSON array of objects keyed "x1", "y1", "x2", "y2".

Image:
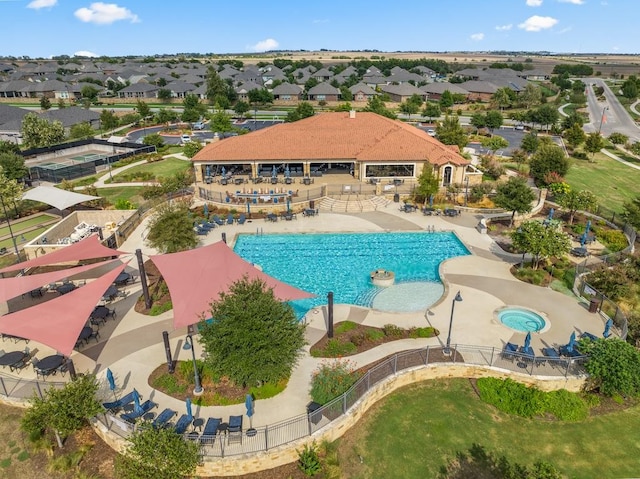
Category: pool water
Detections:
[
  {"x1": 497, "y1": 307, "x2": 546, "y2": 332},
  {"x1": 233, "y1": 232, "x2": 469, "y2": 316}
]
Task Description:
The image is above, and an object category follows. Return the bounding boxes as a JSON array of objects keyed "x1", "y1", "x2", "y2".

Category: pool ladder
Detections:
[{"x1": 256, "y1": 228, "x2": 264, "y2": 236}]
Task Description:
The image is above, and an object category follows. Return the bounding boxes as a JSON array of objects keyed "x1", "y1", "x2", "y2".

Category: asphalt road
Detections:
[{"x1": 585, "y1": 78, "x2": 640, "y2": 142}]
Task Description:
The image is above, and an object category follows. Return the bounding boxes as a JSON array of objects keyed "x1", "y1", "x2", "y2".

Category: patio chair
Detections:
[
  {"x1": 212, "y1": 215, "x2": 224, "y2": 226},
  {"x1": 226, "y1": 214, "x2": 234, "y2": 225},
  {"x1": 228, "y1": 415, "x2": 243, "y2": 444},
  {"x1": 580, "y1": 331, "x2": 598, "y2": 341},
  {"x1": 103, "y1": 390, "x2": 136, "y2": 411},
  {"x1": 541, "y1": 347, "x2": 567, "y2": 368},
  {"x1": 200, "y1": 417, "x2": 222, "y2": 445},
  {"x1": 152, "y1": 408, "x2": 176, "y2": 428},
  {"x1": 121, "y1": 400, "x2": 157, "y2": 423},
  {"x1": 501, "y1": 342, "x2": 518, "y2": 361},
  {"x1": 195, "y1": 226, "x2": 208, "y2": 236},
  {"x1": 174, "y1": 414, "x2": 193, "y2": 434},
  {"x1": 518, "y1": 345, "x2": 535, "y2": 361},
  {"x1": 87, "y1": 328, "x2": 100, "y2": 344},
  {"x1": 237, "y1": 214, "x2": 246, "y2": 225}
]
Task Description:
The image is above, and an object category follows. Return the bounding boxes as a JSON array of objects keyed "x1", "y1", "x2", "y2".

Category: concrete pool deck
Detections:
[{"x1": 3, "y1": 205, "x2": 609, "y2": 428}]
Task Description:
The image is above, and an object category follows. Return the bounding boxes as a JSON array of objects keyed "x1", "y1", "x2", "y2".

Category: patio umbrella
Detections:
[
  {"x1": 246, "y1": 201, "x2": 251, "y2": 215},
  {"x1": 523, "y1": 332, "x2": 531, "y2": 350},
  {"x1": 221, "y1": 166, "x2": 226, "y2": 179},
  {"x1": 286, "y1": 197, "x2": 291, "y2": 213},
  {"x1": 548, "y1": 208, "x2": 554, "y2": 220},
  {"x1": 429, "y1": 194, "x2": 434, "y2": 207},
  {"x1": 285, "y1": 166, "x2": 290, "y2": 178},
  {"x1": 603, "y1": 318, "x2": 613, "y2": 338},
  {"x1": 133, "y1": 389, "x2": 141, "y2": 415},
  {"x1": 203, "y1": 203, "x2": 209, "y2": 218},
  {"x1": 205, "y1": 165, "x2": 211, "y2": 177},
  {"x1": 245, "y1": 394, "x2": 254, "y2": 429},
  {"x1": 106, "y1": 368, "x2": 116, "y2": 391},
  {"x1": 186, "y1": 398, "x2": 193, "y2": 420},
  {"x1": 272, "y1": 165, "x2": 277, "y2": 178},
  {"x1": 566, "y1": 331, "x2": 576, "y2": 353}
]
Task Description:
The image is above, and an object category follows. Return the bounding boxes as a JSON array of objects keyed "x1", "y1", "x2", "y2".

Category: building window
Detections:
[
  {"x1": 282, "y1": 95, "x2": 291, "y2": 100},
  {"x1": 317, "y1": 95, "x2": 326, "y2": 101},
  {"x1": 443, "y1": 166, "x2": 452, "y2": 186},
  {"x1": 365, "y1": 164, "x2": 415, "y2": 178}
]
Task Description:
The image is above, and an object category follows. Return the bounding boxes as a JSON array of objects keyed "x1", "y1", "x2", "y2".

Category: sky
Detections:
[{"x1": 0, "y1": 0, "x2": 637, "y2": 58}]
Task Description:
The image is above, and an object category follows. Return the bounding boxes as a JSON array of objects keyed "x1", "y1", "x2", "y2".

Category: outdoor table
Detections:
[
  {"x1": 90, "y1": 306, "x2": 110, "y2": 326},
  {"x1": 78, "y1": 326, "x2": 93, "y2": 344},
  {"x1": 29, "y1": 288, "x2": 43, "y2": 298},
  {"x1": 0, "y1": 351, "x2": 28, "y2": 371},
  {"x1": 56, "y1": 283, "x2": 76, "y2": 295},
  {"x1": 266, "y1": 214, "x2": 278, "y2": 222},
  {"x1": 102, "y1": 285, "x2": 118, "y2": 301},
  {"x1": 303, "y1": 209, "x2": 316, "y2": 217},
  {"x1": 303, "y1": 177, "x2": 311, "y2": 185},
  {"x1": 115, "y1": 272, "x2": 131, "y2": 286},
  {"x1": 37, "y1": 354, "x2": 64, "y2": 374},
  {"x1": 285, "y1": 177, "x2": 292, "y2": 185},
  {"x1": 234, "y1": 178, "x2": 243, "y2": 185},
  {"x1": 270, "y1": 177, "x2": 278, "y2": 184},
  {"x1": 220, "y1": 178, "x2": 228, "y2": 185}
]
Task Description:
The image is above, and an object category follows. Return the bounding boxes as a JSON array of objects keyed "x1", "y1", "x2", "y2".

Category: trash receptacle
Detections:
[
  {"x1": 309, "y1": 200, "x2": 315, "y2": 210},
  {"x1": 588, "y1": 298, "x2": 600, "y2": 313},
  {"x1": 393, "y1": 193, "x2": 400, "y2": 203},
  {"x1": 307, "y1": 401, "x2": 322, "y2": 425}
]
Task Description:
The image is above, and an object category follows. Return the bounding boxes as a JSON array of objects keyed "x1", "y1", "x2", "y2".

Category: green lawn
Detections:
[
  {"x1": 338, "y1": 379, "x2": 640, "y2": 479},
  {"x1": 0, "y1": 213, "x2": 57, "y2": 238},
  {"x1": 565, "y1": 152, "x2": 640, "y2": 214},
  {"x1": 0, "y1": 225, "x2": 50, "y2": 250},
  {"x1": 96, "y1": 186, "x2": 144, "y2": 207},
  {"x1": 111, "y1": 157, "x2": 189, "y2": 182}
]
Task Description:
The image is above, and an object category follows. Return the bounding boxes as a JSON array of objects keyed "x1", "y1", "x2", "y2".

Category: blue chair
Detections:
[
  {"x1": 121, "y1": 400, "x2": 157, "y2": 423},
  {"x1": 519, "y1": 346, "x2": 535, "y2": 361},
  {"x1": 212, "y1": 215, "x2": 224, "y2": 226},
  {"x1": 174, "y1": 414, "x2": 193, "y2": 434},
  {"x1": 152, "y1": 408, "x2": 176, "y2": 428},
  {"x1": 501, "y1": 342, "x2": 518, "y2": 361},
  {"x1": 226, "y1": 214, "x2": 234, "y2": 225},
  {"x1": 237, "y1": 214, "x2": 246, "y2": 225},
  {"x1": 103, "y1": 390, "x2": 136, "y2": 411},
  {"x1": 228, "y1": 415, "x2": 243, "y2": 444},
  {"x1": 580, "y1": 331, "x2": 598, "y2": 341}
]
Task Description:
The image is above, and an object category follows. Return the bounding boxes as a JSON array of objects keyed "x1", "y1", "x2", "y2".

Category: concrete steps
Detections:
[{"x1": 317, "y1": 195, "x2": 392, "y2": 213}]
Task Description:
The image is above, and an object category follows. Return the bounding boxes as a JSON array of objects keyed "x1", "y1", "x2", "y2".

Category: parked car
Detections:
[
  {"x1": 426, "y1": 128, "x2": 436, "y2": 137},
  {"x1": 181, "y1": 134, "x2": 191, "y2": 144},
  {"x1": 193, "y1": 121, "x2": 206, "y2": 130},
  {"x1": 515, "y1": 124, "x2": 525, "y2": 131}
]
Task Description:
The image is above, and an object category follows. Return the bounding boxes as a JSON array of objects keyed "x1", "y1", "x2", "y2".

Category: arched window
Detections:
[{"x1": 443, "y1": 166, "x2": 453, "y2": 186}]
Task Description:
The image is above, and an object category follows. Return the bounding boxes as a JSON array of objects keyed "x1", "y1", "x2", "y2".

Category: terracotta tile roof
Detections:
[{"x1": 193, "y1": 112, "x2": 469, "y2": 166}]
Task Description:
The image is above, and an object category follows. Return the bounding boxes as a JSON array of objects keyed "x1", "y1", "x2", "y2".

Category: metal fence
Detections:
[
  {"x1": 197, "y1": 186, "x2": 325, "y2": 206},
  {"x1": 93, "y1": 343, "x2": 587, "y2": 458}
]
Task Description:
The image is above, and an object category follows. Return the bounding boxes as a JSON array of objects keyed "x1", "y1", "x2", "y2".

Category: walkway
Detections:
[{"x1": 558, "y1": 103, "x2": 572, "y2": 118}]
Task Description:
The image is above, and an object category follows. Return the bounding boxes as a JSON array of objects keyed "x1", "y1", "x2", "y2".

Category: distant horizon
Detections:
[{"x1": 1, "y1": 0, "x2": 638, "y2": 58}]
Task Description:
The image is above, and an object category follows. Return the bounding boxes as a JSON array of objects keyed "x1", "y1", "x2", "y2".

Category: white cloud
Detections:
[
  {"x1": 558, "y1": 0, "x2": 584, "y2": 4},
  {"x1": 74, "y1": 2, "x2": 140, "y2": 25},
  {"x1": 74, "y1": 50, "x2": 98, "y2": 58},
  {"x1": 518, "y1": 15, "x2": 558, "y2": 32},
  {"x1": 495, "y1": 24, "x2": 513, "y2": 31},
  {"x1": 312, "y1": 19, "x2": 329, "y2": 24},
  {"x1": 557, "y1": 26, "x2": 572, "y2": 34},
  {"x1": 470, "y1": 33, "x2": 485, "y2": 41},
  {"x1": 249, "y1": 38, "x2": 279, "y2": 52},
  {"x1": 27, "y1": 0, "x2": 57, "y2": 9},
  {"x1": 526, "y1": 0, "x2": 543, "y2": 6}
]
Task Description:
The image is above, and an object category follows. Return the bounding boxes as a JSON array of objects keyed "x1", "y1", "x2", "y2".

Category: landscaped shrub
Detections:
[
  {"x1": 593, "y1": 228, "x2": 628, "y2": 252},
  {"x1": 149, "y1": 301, "x2": 172, "y2": 316},
  {"x1": 297, "y1": 442, "x2": 321, "y2": 476},
  {"x1": 321, "y1": 339, "x2": 357, "y2": 357},
  {"x1": 408, "y1": 326, "x2": 438, "y2": 338},
  {"x1": 310, "y1": 360, "x2": 361, "y2": 405},
  {"x1": 382, "y1": 324, "x2": 404, "y2": 338},
  {"x1": 366, "y1": 328, "x2": 385, "y2": 341},
  {"x1": 543, "y1": 389, "x2": 589, "y2": 421},
  {"x1": 514, "y1": 267, "x2": 546, "y2": 286},
  {"x1": 335, "y1": 321, "x2": 358, "y2": 334}
]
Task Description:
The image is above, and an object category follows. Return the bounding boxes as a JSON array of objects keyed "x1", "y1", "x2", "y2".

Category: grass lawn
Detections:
[
  {"x1": 0, "y1": 213, "x2": 57, "y2": 238},
  {"x1": 0, "y1": 226, "x2": 51, "y2": 250},
  {"x1": 111, "y1": 157, "x2": 189, "y2": 182},
  {"x1": 96, "y1": 186, "x2": 144, "y2": 207},
  {"x1": 565, "y1": 151, "x2": 640, "y2": 214},
  {"x1": 338, "y1": 379, "x2": 640, "y2": 479}
]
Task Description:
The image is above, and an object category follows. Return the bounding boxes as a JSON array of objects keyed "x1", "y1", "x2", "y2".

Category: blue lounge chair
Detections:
[
  {"x1": 152, "y1": 408, "x2": 176, "y2": 428},
  {"x1": 580, "y1": 331, "x2": 598, "y2": 341},
  {"x1": 103, "y1": 390, "x2": 136, "y2": 411},
  {"x1": 237, "y1": 214, "x2": 246, "y2": 225},
  {"x1": 201, "y1": 417, "x2": 221, "y2": 441},
  {"x1": 501, "y1": 342, "x2": 518, "y2": 361},
  {"x1": 174, "y1": 414, "x2": 193, "y2": 434},
  {"x1": 226, "y1": 214, "x2": 234, "y2": 225},
  {"x1": 121, "y1": 400, "x2": 157, "y2": 423},
  {"x1": 519, "y1": 346, "x2": 535, "y2": 361},
  {"x1": 228, "y1": 415, "x2": 243, "y2": 444},
  {"x1": 194, "y1": 226, "x2": 208, "y2": 236},
  {"x1": 212, "y1": 215, "x2": 224, "y2": 226}
]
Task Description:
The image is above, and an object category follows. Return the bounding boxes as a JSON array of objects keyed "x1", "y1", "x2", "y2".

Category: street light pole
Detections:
[
  {"x1": 464, "y1": 176, "x2": 469, "y2": 207},
  {"x1": 598, "y1": 106, "x2": 609, "y2": 134},
  {"x1": 443, "y1": 291, "x2": 463, "y2": 355},
  {"x1": 185, "y1": 334, "x2": 203, "y2": 395}
]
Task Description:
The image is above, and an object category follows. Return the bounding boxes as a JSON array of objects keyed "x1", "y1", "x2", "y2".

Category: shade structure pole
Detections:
[
  {"x1": 136, "y1": 249, "x2": 152, "y2": 309},
  {"x1": 327, "y1": 291, "x2": 334, "y2": 338},
  {"x1": 65, "y1": 358, "x2": 77, "y2": 380},
  {"x1": 162, "y1": 330, "x2": 174, "y2": 374},
  {"x1": 0, "y1": 195, "x2": 20, "y2": 260},
  {"x1": 186, "y1": 334, "x2": 203, "y2": 395}
]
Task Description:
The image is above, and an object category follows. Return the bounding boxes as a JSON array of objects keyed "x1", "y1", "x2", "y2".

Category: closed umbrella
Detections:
[
  {"x1": 272, "y1": 165, "x2": 277, "y2": 178},
  {"x1": 603, "y1": 318, "x2": 613, "y2": 338},
  {"x1": 245, "y1": 394, "x2": 254, "y2": 429},
  {"x1": 205, "y1": 165, "x2": 211, "y2": 177},
  {"x1": 133, "y1": 389, "x2": 141, "y2": 415},
  {"x1": 246, "y1": 201, "x2": 251, "y2": 216},
  {"x1": 186, "y1": 397, "x2": 193, "y2": 420},
  {"x1": 106, "y1": 368, "x2": 117, "y2": 400},
  {"x1": 285, "y1": 166, "x2": 290, "y2": 178},
  {"x1": 221, "y1": 166, "x2": 226, "y2": 179},
  {"x1": 203, "y1": 203, "x2": 209, "y2": 218},
  {"x1": 566, "y1": 331, "x2": 576, "y2": 353},
  {"x1": 548, "y1": 208, "x2": 554, "y2": 220},
  {"x1": 523, "y1": 332, "x2": 531, "y2": 350},
  {"x1": 286, "y1": 196, "x2": 291, "y2": 213}
]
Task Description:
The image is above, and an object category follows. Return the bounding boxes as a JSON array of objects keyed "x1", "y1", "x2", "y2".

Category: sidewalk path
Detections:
[
  {"x1": 558, "y1": 103, "x2": 572, "y2": 118},
  {"x1": 600, "y1": 147, "x2": 640, "y2": 171}
]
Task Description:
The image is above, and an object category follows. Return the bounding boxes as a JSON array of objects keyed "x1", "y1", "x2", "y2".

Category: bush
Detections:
[
  {"x1": 514, "y1": 267, "x2": 546, "y2": 285},
  {"x1": 298, "y1": 442, "x2": 321, "y2": 476},
  {"x1": 149, "y1": 301, "x2": 172, "y2": 316},
  {"x1": 366, "y1": 328, "x2": 385, "y2": 341},
  {"x1": 593, "y1": 228, "x2": 628, "y2": 252},
  {"x1": 408, "y1": 327, "x2": 438, "y2": 338},
  {"x1": 319, "y1": 339, "x2": 357, "y2": 357},
  {"x1": 335, "y1": 321, "x2": 358, "y2": 334},
  {"x1": 382, "y1": 324, "x2": 404, "y2": 338},
  {"x1": 310, "y1": 360, "x2": 361, "y2": 405}
]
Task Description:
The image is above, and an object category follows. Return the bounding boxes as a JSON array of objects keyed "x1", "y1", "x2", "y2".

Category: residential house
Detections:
[
  {"x1": 165, "y1": 81, "x2": 197, "y2": 98},
  {"x1": 311, "y1": 67, "x2": 334, "y2": 82},
  {"x1": 378, "y1": 83, "x2": 426, "y2": 103},
  {"x1": 420, "y1": 82, "x2": 469, "y2": 101},
  {"x1": 272, "y1": 83, "x2": 303, "y2": 102},
  {"x1": 307, "y1": 83, "x2": 340, "y2": 102},
  {"x1": 235, "y1": 81, "x2": 263, "y2": 101},
  {"x1": 348, "y1": 82, "x2": 377, "y2": 102},
  {"x1": 118, "y1": 83, "x2": 159, "y2": 99}
]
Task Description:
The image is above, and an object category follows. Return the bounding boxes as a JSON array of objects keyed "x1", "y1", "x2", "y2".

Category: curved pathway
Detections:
[
  {"x1": 558, "y1": 103, "x2": 572, "y2": 118},
  {"x1": 630, "y1": 99, "x2": 640, "y2": 116}
]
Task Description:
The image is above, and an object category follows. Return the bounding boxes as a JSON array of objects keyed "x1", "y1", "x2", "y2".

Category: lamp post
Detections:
[
  {"x1": 464, "y1": 176, "x2": 469, "y2": 207},
  {"x1": 443, "y1": 291, "x2": 463, "y2": 355},
  {"x1": 184, "y1": 334, "x2": 203, "y2": 395},
  {"x1": 598, "y1": 106, "x2": 609, "y2": 134}
]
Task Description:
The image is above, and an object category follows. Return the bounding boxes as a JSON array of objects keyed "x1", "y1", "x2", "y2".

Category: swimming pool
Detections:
[
  {"x1": 497, "y1": 307, "x2": 547, "y2": 333},
  {"x1": 233, "y1": 232, "x2": 469, "y2": 316}
]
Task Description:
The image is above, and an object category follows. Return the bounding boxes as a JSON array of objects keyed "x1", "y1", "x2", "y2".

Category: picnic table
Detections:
[
  {"x1": 266, "y1": 213, "x2": 278, "y2": 222},
  {"x1": 115, "y1": 272, "x2": 131, "y2": 286},
  {"x1": 37, "y1": 354, "x2": 65, "y2": 375},
  {"x1": 77, "y1": 326, "x2": 93, "y2": 345},
  {"x1": 303, "y1": 208, "x2": 317, "y2": 217},
  {"x1": 0, "y1": 351, "x2": 28, "y2": 371},
  {"x1": 102, "y1": 285, "x2": 118, "y2": 302},
  {"x1": 56, "y1": 283, "x2": 76, "y2": 295}
]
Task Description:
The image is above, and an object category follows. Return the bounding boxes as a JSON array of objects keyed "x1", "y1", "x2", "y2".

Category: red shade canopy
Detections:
[
  {"x1": 150, "y1": 241, "x2": 314, "y2": 329},
  {"x1": 0, "y1": 236, "x2": 125, "y2": 274},
  {"x1": 0, "y1": 262, "x2": 126, "y2": 356},
  {"x1": 0, "y1": 260, "x2": 116, "y2": 302}
]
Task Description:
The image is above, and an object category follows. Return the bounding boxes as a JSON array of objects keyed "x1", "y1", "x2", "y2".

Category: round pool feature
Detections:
[
  {"x1": 370, "y1": 269, "x2": 395, "y2": 287},
  {"x1": 497, "y1": 307, "x2": 547, "y2": 333}
]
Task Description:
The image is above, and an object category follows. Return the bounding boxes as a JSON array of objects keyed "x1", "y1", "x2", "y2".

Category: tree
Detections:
[
  {"x1": 555, "y1": 188, "x2": 598, "y2": 225},
  {"x1": 439, "y1": 90, "x2": 454, "y2": 108},
  {"x1": 210, "y1": 109, "x2": 234, "y2": 136},
  {"x1": 155, "y1": 108, "x2": 178, "y2": 125},
  {"x1": 206, "y1": 65, "x2": 228, "y2": 105},
  {"x1": 564, "y1": 123, "x2": 586, "y2": 149},
  {"x1": 582, "y1": 338, "x2": 640, "y2": 397},
  {"x1": 561, "y1": 111, "x2": 584, "y2": 131},
  {"x1": 584, "y1": 132, "x2": 604, "y2": 159},
  {"x1": 520, "y1": 132, "x2": 540, "y2": 154},
  {"x1": 422, "y1": 103, "x2": 441, "y2": 122},
  {"x1": 510, "y1": 220, "x2": 572, "y2": 269},
  {"x1": 247, "y1": 88, "x2": 274, "y2": 108},
  {"x1": 39, "y1": 95, "x2": 51, "y2": 110},
  {"x1": 0, "y1": 153, "x2": 27, "y2": 181},
  {"x1": 0, "y1": 167, "x2": 23, "y2": 228},
  {"x1": 363, "y1": 96, "x2": 396, "y2": 119},
  {"x1": 518, "y1": 84, "x2": 542, "y2": 109},
  {"x1": 470, "y1": 112, "x2": 486, "y2": 131},
  {"x1": 286, "y1": 102, "x2": 315, "y2": 122},
  {"x1": 491, "y1": 87, "x2": 512, "y2": 110},
  {"x1": 621, "y1": 78, "x2": 638, "y2": 100},
  {"x1": 100, "y1": 109, "x2": 119, "y2": 132},
  {"x1": 68, "y1": 122, "x2": 95, "y2": 140},
  {"x1": 608, "y1": 132, "x2": 628, "y2": 145},
  {"x1": 135, "y1": 99, "x2": 151, "y2": 120},
  {"x1": 436, "y1": 115, "x2": 468, "y2": 150},
  {"x1": 484, "y1": 110, "x2": 503, "y2": 134},
  {"x1": 531, "y1": 104, "x2": 559, "y2": 131},
  {"x1": 234, "y1": 100, "x2": 250, "y2": 119},
  {"x1": 157, "y1": 88, "x2": 172, "y2": 102},
  {"x1": 143, "y1": 133, "x2": 164, "y2": 149},
  {"x1": 21, "y1": 113, "x2": 65, "y2": 148},
  {"x1": 182, "y1": 141, "x2": 203, "y2": 158},
  {"x1": 494, "y1": 177, "x2": 536, "y2": 226},
  {"x1": 145, "y1": 199, "x2": 197, "y2": 253},
  {"x1": 414, "y1": 163, "x2": 440, "y2": 204},
  {"x1": 399, "y1": 100, "x2": 420, "y2": 119},
  {"x1": 21, "y1": 374, "x2": 102, "y2": 447},
  {"x1": 80, "y1": 85, "x2": 99, "y2": 106},
  {"x1": 529, "y1": 143, "x2": 569, "y2": 185},
  {"x1": 115, "y1": 425, "x2": 200, "y2": 479},
  {"x1": 199, "y1": 276, "x2": 305, "y2": 387},
  {"x1": 621, "y1": 195, "x2": 640, "y2": 229},
  {"x1": 511, "y1": 149, "x2": 528, "y2": 172},
  {"x1": 182, "y1": 93, "x2": 207, "y2": 123}
]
